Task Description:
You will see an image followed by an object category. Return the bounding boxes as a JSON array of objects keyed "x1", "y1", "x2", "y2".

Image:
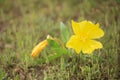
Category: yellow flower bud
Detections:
[{"x1": 31, "y1": 40, "x2": 48, "y2": 58}]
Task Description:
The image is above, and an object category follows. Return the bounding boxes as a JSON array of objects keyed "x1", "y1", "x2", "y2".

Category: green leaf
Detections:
[
  {"x1": 46, "y1": 48, "x2": 67, "y2": 62},
  {"x1": 47, "y1": 39, "x2": 60, "y2": 48},
  {"x1": 40, "y1": 39, "x2": 68, "y2": 63},
  {"x1": 60, "y1": 22, "x2": 70, "y2": 43}
]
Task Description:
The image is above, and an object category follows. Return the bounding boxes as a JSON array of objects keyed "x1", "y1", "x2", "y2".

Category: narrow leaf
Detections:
[{"x1": 60, "y1": 22, "x2": 69, "y2": 43}]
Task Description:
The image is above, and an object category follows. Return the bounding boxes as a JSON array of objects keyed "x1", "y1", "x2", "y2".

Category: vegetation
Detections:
[{"x1": 0, "y1": 0, "x2": 120, "y2": 79}]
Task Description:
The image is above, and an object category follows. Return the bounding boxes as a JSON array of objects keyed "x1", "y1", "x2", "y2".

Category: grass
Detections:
[{"x1": 0, "y1": 0, "x2": 120, "y2": 80}]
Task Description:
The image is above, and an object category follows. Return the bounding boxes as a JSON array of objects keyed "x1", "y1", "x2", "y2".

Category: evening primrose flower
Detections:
[
  {"x1": 31, "y1": 40, "x2": 48, "y2": 58},
  {"x1": 66, "y1": 20, "x2": 104, "y2": 54}
]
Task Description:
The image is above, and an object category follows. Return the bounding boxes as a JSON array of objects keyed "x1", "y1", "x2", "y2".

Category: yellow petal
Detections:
[
  {"x1": 72, "y1": 20, "x2": 87, "y2": 35},
  {"x1": 31, "y1": 40, "x2": 48, "y2": 58},
  {"x1": 84, "y1": 22, "x2": 104, "y2": 39},
  {"x1": 66, "y1": 35, "x2": 82, "y2": 54},
  {"x1": 72, "y1": 20, "x2": 104, "y2": 39},
  {"x1": 82, "y1": 40, "x2": 103, "y2": 54}
]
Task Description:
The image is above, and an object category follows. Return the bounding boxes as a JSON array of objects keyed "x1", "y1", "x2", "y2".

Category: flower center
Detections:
[{"x1": 79, "y1": 33, "x2": 88, "y2": 42}]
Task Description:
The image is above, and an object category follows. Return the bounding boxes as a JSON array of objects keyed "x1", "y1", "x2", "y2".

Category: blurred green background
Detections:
[{"x1": 0, "y1": 0, "x2": 120, "y2": 80}]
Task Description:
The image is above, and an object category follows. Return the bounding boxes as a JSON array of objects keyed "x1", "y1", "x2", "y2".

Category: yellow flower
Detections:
[
  {"x1": 31, "y1": 40, "x2": 48, "y2": 58},
  {"x1": 66, "y1": 20, "x2": 104, "y2": 54}
]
